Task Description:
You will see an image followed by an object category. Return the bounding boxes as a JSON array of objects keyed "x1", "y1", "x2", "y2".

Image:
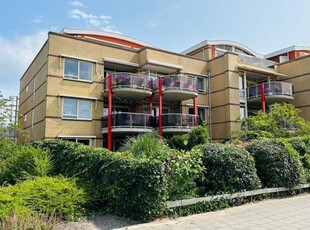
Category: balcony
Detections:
[
  {"x1": 102, "y1": 112, "x2": 153, "y2": 133},
  {"x1": 154, "y1": 75, "x2": 198, "y2": 102},
  {"x1": 104, "y1": 73, "x2": 153, "y2": 100},
  {"x1": 156, "y1": 113, "x2": 197, "y2": 133},
  {"x1": 247, "y1": 82, "x2": 294, "y2": 104},
  {"x1": 238, "y1": 54, "x2": 275, "y2": 68}
]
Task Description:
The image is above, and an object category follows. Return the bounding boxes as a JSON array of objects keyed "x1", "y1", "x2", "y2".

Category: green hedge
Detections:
[
  {"x1": 246, "y1": 139, "x2": 304, "y2": 188},
  {"x1": 0, "y1": 176, "x2": 85, "y2": 221},
  {"x1": 197, "y1": 143, "x2": 261, "y2": 194},
  {"x1": 33, "y1": 140, "x2": 168, "y2": 221},
  {"x1": 0, "y1": 139, "x2": 51, "y2": 185}
]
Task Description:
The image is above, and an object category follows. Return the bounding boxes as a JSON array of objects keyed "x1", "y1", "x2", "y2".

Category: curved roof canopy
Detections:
[
  {"x1": 182, "y1": 39, "x2": 262, "y2": 58},
  {"x1": 62, "y1": 28, "x2": 155, "y2": 49}
]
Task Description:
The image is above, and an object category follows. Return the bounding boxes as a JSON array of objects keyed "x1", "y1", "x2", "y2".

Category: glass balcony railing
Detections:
[
  {"x1": 238, "y1": 53, "x2": 275, "y2": 68},
  {"x1": 102, "y1": 112, "x2": 153, "y2": 129},
  {"x1": 156, "y1": 113, "x2": 197, "y2": 129},
  {"x1": 247, "y1": 82, "x2": 294, "y2": 100},
  {"x1": 104, "y1": 73, "x2": 153, "y2": 91},
  {"x1": 154, "y1": 75, "x2": 198, "y2": 92}
]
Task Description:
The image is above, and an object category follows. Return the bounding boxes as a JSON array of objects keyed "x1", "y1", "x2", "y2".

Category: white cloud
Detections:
[
  {"x1": 69, "y1": 1, "x2": 85, "y2": 8},
  {"x1": 32, "y1": 16, "x2": 43, "y2": 24},
  {"x1": 0, "y1": 30, "x2": 47, "y2": 97},
  {"x1": 68, "y1": 9, "x2": 120, "y2": 33}
]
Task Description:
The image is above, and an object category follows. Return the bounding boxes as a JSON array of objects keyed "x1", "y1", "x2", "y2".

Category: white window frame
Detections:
[
  {"x1": 58, "y1": 136, "x2": 94, "y2": 146},
  {"x1": 197, "y1": 76, "x2": 206, "y2": 93},
  {"x1": 188, "y1": 105, "x2": 207, "y2": 122},
  {"x1": 62, "y1": 97, "x2": 92, "y2": 120},
  {"x1": 64, "y1": 58, "x2": 93, "y2": 82}
]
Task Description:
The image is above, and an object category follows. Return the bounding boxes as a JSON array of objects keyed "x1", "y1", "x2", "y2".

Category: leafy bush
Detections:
[
  {"x1": 34, "y1": 140, "x2": 168, "y2": 221},
  {"x1": 0, "y1": 139, "x2": 51, "y2": 185},
  {"x1": 0, "y1": 176, "x2": 85, "y2": 221},
  {"x1": 187, "y1": 125, "x2": 209, "y2": 150},
  {"x1": 287, "y1": 135, "x2": 310, "y2": 156},
  {"x1": 197, "y1": 143, "x2": 261, "y2": 194},
  {"x1": 166, "y1": 135, "x2": 187, "y2": 151},
  {"x1": 246, "y1": 139, "x2": 304, "y2": 188},
  {"x1": 120, "y1": 133, "x2": 204, "y2": 201},
  {"x1": 242, "y1": 103, "x2": 310, "y2": 139}
]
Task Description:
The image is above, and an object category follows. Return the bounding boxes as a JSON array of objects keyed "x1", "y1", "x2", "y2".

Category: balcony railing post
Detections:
[
  {"x1": 108, "y1": 74, "x2": 112, "y2": 151},
  {"x1": 158, "y1": 76, "x2": 163, "y2": 138}
]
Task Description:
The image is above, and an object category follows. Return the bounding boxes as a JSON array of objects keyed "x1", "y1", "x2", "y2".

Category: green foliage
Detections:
[
  {"x1": 187, "y1": 125, "x2": 209, "y2": 150},
  {"x1": 120, "y1": 133, "x2": 204, "y2": 201},
  {"x1": 120, "y1": 133, "x2": 168, "y2": 159},
  {"x1": 242, "y1": 103, "x2": 310, "y2": 139},
  {"x1": 166, "y1": 135, "x2": 187, "y2": 151},
  {"x1": 286, "y1": 135, "x2": 310, "y2": 156},
  {"x1": 197, "y1": 143, "x2": 261, "y2": 194},
  {"x1": 33, "y1": 140, "x2": 168, "y2": 221},
  {"x1": 0, "y1": 139, "x2": 52, "y2": 185},
  {"x1": 246, "y1": 139, "x2": 303, "y2": 188},
  {"x1": 0, "y1": 176, "x2": 85, "y2": 221}
]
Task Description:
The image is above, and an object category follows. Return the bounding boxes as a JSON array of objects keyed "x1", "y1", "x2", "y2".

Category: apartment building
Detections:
[{"x1": 19, "y1": 29, "x2": 310, "y2": 149}]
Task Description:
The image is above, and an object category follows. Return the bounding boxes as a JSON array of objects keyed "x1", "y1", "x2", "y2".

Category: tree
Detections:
[
  {"x1": 242, "y1": 103, "x2": 310, "y2": 139},
  {"x1": 0, "y1": 92, "x2": 20, "y2": 140}
]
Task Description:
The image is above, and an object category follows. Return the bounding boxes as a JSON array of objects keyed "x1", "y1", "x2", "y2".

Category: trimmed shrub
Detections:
[
  {"x1": 187, "y1": 125, "x2": 209, "y2": 150},
  {"x1": 197, "y1": 143, "x2": 261, "y2": 194},
  {"x1": 120, "y1": 133, "x2": 204, "y2": 201},
  {"x1": 246, "y1": 139, "x2": 304, "y2": 188},
  {"x1": 166, "y1": 135, "x2": 187, "y2": 151},
  {"x1": 0, "y1": 176, "x2": 85, "y2": 221},
  {"x1": 33, "y1": 140, "x2": 168, "y2": 221},
  {"x1": 287, "y1": 135, "x2": 310, "y2": 156},
  {"x1": 0, "y1": 139, "x2": 51, "y2": 185}
]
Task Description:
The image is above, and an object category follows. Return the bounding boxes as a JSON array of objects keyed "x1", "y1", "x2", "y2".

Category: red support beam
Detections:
[
  {"x1": 108, "y1": 74, "x2": 113, "y2": 150},
  {"x1": 193, "y1": 97, "x2": 197, "y2": 125},
  {"x1": 158, "y1": 76, "x2": 163, "y2": 138},
  {"x1": 260, "y1": 83, "x2": 266, "y2": 113}
]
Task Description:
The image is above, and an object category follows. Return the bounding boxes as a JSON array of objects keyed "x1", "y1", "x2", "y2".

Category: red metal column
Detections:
[
  {"x1": 158, "y1": 77, "x2": 163, "y2": 138},
  {"x1": 108, "y1": 74, "x2": 113, "y2": 150},
  {"x1": 193, "y1": 97, "x2": 197, "y2": 125},
  {"x1": 260, "y1": 83, "x2": 266, "y2": 113}
]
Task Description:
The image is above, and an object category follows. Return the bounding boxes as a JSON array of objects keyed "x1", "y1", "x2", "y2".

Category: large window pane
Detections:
[
  {"x1": 64, "y1": 59, "x2": 78, "y2": 79},
  {"x1": 78, "y1": 100, "x2": 91, "y2": 119},
  {"x1": 80, "y1": 61, "x2": 92, "y2": 81},
  {"x1": 63, "y1": 98, "x2": 77, "y2": 118},
  {"x1": 197, "y1": 77, "x2": 205, "y2": 92}
]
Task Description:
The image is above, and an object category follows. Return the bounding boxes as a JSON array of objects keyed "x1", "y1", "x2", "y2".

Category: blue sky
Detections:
[{"x1": 1, "y1": 0, "x2": 310, "y2": 97}]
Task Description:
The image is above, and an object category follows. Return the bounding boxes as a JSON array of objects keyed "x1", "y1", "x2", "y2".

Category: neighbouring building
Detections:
[{"x1": 18, "y1": 29, "x2": 310, "y2": 150}]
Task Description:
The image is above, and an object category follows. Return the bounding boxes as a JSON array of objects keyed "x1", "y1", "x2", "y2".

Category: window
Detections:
[
  {"x1": 189, "y1": 107, "x2": 207, "y2": 122},
  {"x1": 64, "y1": 59, "x2": 92, "y2": 81},
  {"x1": 61, "y1": 138, "x2": 91, "y2": 146},
  {"x1": 240, "y1": 104, "x2": 246, "y2": 119},
  {"x1": 62, "y1": 98, "x2": 91, "y2": 120},
  {"x1": 239, "y1": 73, "x2": 245, "y2": 99},
  {"x1": 24, "y1": 114, "x2": 27, "y2": 121},
  {"x1": 197, "y1": 77, "x2": 206, "y2": 93},
  {"x1": 25, "y1": 85, "x2": 29, "y2": 93}
]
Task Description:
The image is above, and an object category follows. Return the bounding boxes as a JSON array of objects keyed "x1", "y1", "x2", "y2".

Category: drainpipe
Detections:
[
  {"x1": 158, "y1": 76, "x2": 163, "y2": 138},
  {"x1": 108, "y1": 74, "x2": 112, "y2": 150},
  {"x1": 261, "y1": 83, "x2": 266, "y2": 113},
  {"x1": 208, "y1": 72, "x2": 212, "y2": 142}
]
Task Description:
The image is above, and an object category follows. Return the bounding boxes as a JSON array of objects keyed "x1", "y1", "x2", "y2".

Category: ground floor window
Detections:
[
  {"x1": 240, "y1": 104, "x2": 246, "y2": 119},
  {"x1": 60, "y1": 138, "x2": 91, "y2": 146}
]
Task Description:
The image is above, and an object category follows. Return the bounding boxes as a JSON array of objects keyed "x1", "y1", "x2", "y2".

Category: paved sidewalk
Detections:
[
  {"x1": 116, "y1": 194, "x2": 310, "y2": 230},
  {"x1": 57, "y1": 194, "x2": 310, "y2": 230}
]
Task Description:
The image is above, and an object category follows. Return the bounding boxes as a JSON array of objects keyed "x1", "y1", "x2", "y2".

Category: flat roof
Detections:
[{"x1": 265, "y1": 45, "x2": 310, "y2": 58}]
